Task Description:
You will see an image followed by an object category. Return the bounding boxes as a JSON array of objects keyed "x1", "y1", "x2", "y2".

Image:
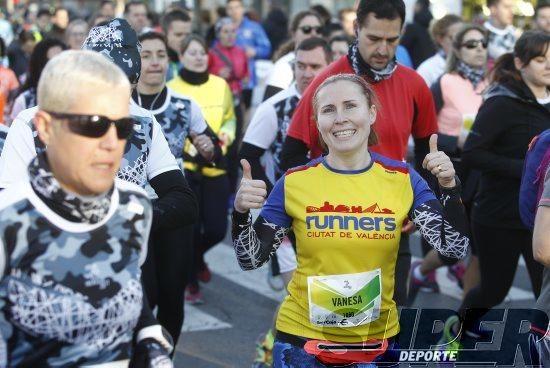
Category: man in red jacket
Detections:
[{"x1": 280, "y1": 0, "x2": 438, "y2": 306}]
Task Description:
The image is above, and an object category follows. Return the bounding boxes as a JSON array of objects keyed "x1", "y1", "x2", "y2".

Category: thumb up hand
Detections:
[
  {"x1": 234, "y1": 159, "x2": 268, "y2": 213},
  {"x1": 422, "y1": 134, "x2": 457, "y2": 188},
  {"x1": 429, "y1": 133, "x2": 439, "y2": 154},
  {"x1": 241, "y1": 158, "x2": 253, "y2": 180}
]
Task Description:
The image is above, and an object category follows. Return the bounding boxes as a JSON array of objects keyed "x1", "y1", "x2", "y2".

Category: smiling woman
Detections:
[
  {"x1": 232, "y1": 72, "x2": 470, "y2": 367},
  {"x1": 313, "y1": 74, "x2": 378, "y2": 166}
]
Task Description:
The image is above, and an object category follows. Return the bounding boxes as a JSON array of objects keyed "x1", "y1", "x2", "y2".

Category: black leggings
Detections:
[
  {"x1": 141, "y1": 225, "x2": 193, "y2": 344},
  {"x1": 459, "y1": 222, "x2": 543, "y2": 331},
  {"x1": 187, "y1": 172, "x2": 230, "y2": 288}
]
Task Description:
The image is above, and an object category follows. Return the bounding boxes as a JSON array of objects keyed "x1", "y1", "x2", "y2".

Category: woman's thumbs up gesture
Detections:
[
  {"x1": 234, "y1": 159, "x2": 268, "y2": 213},
  {"x1": 422, "y1": 134, "x2": 457, "y2": 188}
]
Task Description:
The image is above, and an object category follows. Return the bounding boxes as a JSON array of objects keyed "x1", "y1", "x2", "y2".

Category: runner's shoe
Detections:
[
  {"x1": 436, "y1": 315, "x2": 462, "y2": 367},
  {"x1": 407, "y1": 261, "x2": 439, "y2": 306},
  {"x1": 252, "y1": 329, "x2": 274, "y2": 368},
  {"x1": 185, "y1": 285, "x2": 204, "y2": 305},
  {"x1": 447, "y1": 263, "x2": 466, "y2": 289}
]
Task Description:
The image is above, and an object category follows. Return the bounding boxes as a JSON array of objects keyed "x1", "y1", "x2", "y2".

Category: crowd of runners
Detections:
[{"x1": 0, "y1": 0, "x2": 549, "y2": 366}]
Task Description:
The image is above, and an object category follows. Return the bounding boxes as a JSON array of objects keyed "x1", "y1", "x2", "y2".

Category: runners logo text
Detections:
[{"x1": 305, "y1": 201, "x2": 397, "y2": 239}]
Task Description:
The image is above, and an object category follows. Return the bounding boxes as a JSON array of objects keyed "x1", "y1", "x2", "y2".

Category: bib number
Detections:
[{"x1": 307, "y1": 269, "x2": 382, "y2": 328}]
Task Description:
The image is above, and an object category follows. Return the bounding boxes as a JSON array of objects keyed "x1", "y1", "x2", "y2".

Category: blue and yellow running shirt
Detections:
[{"x1": 261, "y1": 152, "x2": 436, "y2": 342}]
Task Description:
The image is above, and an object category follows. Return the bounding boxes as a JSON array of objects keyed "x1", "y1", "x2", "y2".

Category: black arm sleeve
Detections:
[
  {"x1": 133, "y1": 294, "x2": 174, "y2": 358},
  {"x1": 135, "y1": 284, "x2": 158, "y2": 332},
  {"x1": 149, "y1": 169, "x2": 198, "y2": 232},
  {"x1": 263, "y1": 85, "x2": 284, "y2": 102},
  {"x1": 239, "y1": 142, "x2": 273, "y2": 193},
  {"x1": 410, "y1": 181, "x2": 469, "y2": 260},
  {"x1": 232, "y1": 210, "x2": 290, "y2": 270},
  {"x1": 279, "y1": 136, "x2": 310, "y2": 171}
]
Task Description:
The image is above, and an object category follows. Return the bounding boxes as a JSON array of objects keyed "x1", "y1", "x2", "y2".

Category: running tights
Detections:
[
  {"x1": 142, "y1": 226, "x2": 193, "y2": 343},
  {"x1": 187, "y1": 173, "x2": 230, "y2": 288}
]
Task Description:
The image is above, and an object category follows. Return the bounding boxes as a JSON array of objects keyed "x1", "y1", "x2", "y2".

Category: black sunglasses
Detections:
[
  {"x1": 461, "y1": 39, "x2": 488, "y2": 50},
  {"x1": 299, "y1": 25, "x2": 323, "y2": 35},
  {"x1": 47, "y1": 111, "x2": 136, "y2": 139}
]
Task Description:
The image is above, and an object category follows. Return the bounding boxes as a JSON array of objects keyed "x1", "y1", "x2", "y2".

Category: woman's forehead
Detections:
[{"x1": 318, "y1": 80, "x2": 362, "y2": 101}]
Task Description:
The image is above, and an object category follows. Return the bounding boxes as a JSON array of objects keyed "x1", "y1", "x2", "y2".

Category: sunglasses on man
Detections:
[
  {"x1": 461, "y1": 39, "x2": 488, "y2": 50},
  {"x1": 47, "y1": 111, "x2": 136, "y2": 139},
  {"x1": 299, "y1": 25, "x2": 323, "y2": 35}
]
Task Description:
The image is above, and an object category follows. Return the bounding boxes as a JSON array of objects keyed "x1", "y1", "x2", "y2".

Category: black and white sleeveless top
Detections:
[
  {"x1": 130, "y1": 88, "x2": 207, "y2": 159},
  {"x1": 0, "y1": 179, "x2": 152, "y2": 366}
]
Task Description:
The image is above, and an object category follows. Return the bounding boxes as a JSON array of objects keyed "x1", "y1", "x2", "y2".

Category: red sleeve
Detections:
[
  {"x1": 208, "y1": 51, "x2": 221, "y2": 75},
  {"x1": 409, "y1": 70, "x2": 438, "y2": 139},
  {"x1": 287, "y1": 57, "x2": 352, "y2": 158}
]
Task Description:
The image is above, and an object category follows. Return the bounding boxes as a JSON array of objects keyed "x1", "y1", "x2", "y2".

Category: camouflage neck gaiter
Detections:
[
  {"x1": 28, "y1": 152, "x2": 114, "y2": 224},
  {"x1": 347, "y1": 40, "x2": 397, "y2": 83}
]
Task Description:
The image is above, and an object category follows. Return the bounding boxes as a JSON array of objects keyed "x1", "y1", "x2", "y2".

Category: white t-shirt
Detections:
[
  {"x1": 416, "y1": 52, "x2": 446, "y2": 88},
  {"x1": 0, "y1": 104, "x2": 180, "y2": 189},
  {"x1": 266, "y1": 52, "x2": 295, "y2": 90},
  {"x1": 243, "y1": 83, "x2": 301, "y2": 183}
]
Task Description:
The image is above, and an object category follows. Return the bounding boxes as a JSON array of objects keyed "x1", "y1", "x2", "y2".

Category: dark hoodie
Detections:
[
  {"x1": 462, "y1": 80, "x2": 550, "y2": 229},
  {"x1": 400, "y1": 0, "x2": 435, "y2": 68}
]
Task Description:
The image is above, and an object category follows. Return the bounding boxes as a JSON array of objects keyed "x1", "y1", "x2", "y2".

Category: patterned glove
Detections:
[{"x1": 130, "y1": 325, "x2": 174, "y2": 368}]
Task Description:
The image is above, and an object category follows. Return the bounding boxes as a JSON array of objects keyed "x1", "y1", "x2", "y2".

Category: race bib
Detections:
[{"x1": 307, "y1": 269, "x2": 382, "y2": 328}]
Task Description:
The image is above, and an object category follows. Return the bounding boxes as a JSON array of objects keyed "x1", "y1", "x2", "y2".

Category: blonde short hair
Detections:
[{"x1": 37, "y1": 50, "x2": 130, "y2": 112}]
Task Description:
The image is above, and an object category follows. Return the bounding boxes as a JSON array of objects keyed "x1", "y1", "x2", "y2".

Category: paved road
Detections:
[{"x1": 172, "y1": 233, "x2": 538, "y2": 367}]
